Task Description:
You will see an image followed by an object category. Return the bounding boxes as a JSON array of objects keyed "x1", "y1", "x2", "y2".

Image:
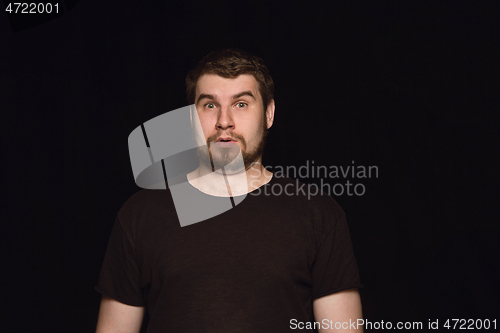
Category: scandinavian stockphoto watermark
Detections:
[
  {"x1": 290, "y1": 318, "x2": 425, "y2": 330},
  {"x1": 290, "y1": 318, "x2": 498, "y2": 330},
  {"x1": 249, "y1": 160, "x2": 378, "y2": 198}
]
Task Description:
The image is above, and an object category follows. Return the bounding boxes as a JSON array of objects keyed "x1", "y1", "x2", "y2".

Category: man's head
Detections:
[
  {"x1": 186, "y1": 49, "x2": 274, "y2": 113},
  {"x1": 186, "y1": 49, "x2": 275, "y2": 173}
]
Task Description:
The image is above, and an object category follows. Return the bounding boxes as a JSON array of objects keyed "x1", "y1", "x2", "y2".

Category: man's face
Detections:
[{"x1": 194, "y1": 74, "x2": 274, "y2": 173}]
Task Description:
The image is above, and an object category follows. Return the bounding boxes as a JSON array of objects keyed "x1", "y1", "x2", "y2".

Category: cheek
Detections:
[
  {"x1": 244, "y1": 120, "x2": 265, "y2": 145},
  {"x1": 242, "y1": 112, "x2": 263, "y2": 129},
  {"x1": 199, "y1": 118, "x2": 214, "y2": 135},
  {"x1": 192, "y1": 116, "x2": 213, "y2": 143},
  {"x1": 254, "y1": 114, "x2": 267, "y2": 133}
]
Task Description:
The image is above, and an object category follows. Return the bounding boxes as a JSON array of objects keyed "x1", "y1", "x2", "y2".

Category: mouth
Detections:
[
  {"x1": 212, "y1": 137, "x2": 238, "y2": 148},
  {"x1": 215, "y1": 137, "x2": 237, "y2": 143}
]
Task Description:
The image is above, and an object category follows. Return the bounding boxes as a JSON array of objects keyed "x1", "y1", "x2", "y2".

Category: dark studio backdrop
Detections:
[{"x1": 2, "y1": 0, "x2": 499, "y2": 332}]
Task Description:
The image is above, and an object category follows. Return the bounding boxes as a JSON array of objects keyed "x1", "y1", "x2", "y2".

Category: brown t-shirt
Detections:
[{"x1": 95, "y1": 175, "x2": 362, "y2": 332}]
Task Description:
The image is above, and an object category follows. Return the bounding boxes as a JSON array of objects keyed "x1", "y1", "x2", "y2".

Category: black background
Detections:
[{"x1": 2, "y1": 0, "x2": 499, "y2": 332}]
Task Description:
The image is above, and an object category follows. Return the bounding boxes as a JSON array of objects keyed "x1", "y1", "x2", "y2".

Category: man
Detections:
[{"x1": 95, "y1": 49, "x2": 363, "y2": 332}]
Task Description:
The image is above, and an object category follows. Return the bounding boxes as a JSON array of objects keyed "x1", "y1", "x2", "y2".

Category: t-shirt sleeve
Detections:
[
  {"x1": 311, "y1": 212, "x2": 363, "y2": 300},
  {"x1": 95, "y1": 216, "x2": 145, "y2": 306}
]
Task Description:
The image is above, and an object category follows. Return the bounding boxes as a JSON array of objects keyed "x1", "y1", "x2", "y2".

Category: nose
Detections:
[{"x1": 215, "y1": 105, "x2": 235, "y2": 130}]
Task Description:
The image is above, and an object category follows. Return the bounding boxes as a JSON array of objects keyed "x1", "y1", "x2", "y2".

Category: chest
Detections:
[{"x1": 139, "y1": 207, "x2": 317, "y2": 291}]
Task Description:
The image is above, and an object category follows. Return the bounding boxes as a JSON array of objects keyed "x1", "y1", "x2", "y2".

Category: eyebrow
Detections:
[{"x1": 196, "y1": 91, "x2": 256, "y2": 105}]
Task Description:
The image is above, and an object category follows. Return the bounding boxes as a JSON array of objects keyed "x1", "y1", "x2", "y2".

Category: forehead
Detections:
[{"x1": 195, "y1": 74, "x2": 261, "y2": 100}]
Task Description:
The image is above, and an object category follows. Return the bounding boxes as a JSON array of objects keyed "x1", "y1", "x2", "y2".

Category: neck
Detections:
[{"x1": 187, "y1": 160, "x2": 273, "y2": 197}]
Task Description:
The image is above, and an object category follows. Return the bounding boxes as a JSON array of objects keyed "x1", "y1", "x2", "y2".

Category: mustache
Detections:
[{"x1": 207, "y1": 132, "x2": 245, "y2": 143}]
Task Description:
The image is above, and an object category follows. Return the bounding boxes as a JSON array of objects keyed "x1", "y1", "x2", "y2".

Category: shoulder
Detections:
[
  {"x1": 116, "y1": 187, "x2": 176, "y2": 234},
  {"x1": 269, "y1": 175, "x2": 346, "y2": 229},
  {"x1": 118, "y1": 188, "x2": 167, "y2": 215},
  {"x1": 272, "y1": 175, "x2": 344, "y2": 209},
  {"x1": 118, "y1": 173, "x2": 188, "y2": 219}
]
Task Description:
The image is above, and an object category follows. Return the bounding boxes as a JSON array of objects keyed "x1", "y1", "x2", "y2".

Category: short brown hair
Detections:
[{"x1": 186, "y1": 49, "x2": 274, "y2": 111}]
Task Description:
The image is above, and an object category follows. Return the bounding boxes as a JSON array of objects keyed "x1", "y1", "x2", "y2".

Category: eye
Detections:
[
  {"x1": 205, "y1": 103, "x2": 217, "y2": 109},
  {"x1": 235, "y1": 102, "x2": 247, "y2": 108}
]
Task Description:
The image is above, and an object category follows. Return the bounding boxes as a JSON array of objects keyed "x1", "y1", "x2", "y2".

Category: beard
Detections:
[{"x1": 196, "y1": 117, "x2": 269, "y2": 175}]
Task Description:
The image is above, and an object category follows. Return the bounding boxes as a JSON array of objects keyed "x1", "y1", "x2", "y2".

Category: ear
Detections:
[{"x1": 265, "y1": 99, "x2": 275, "y2": 129}]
